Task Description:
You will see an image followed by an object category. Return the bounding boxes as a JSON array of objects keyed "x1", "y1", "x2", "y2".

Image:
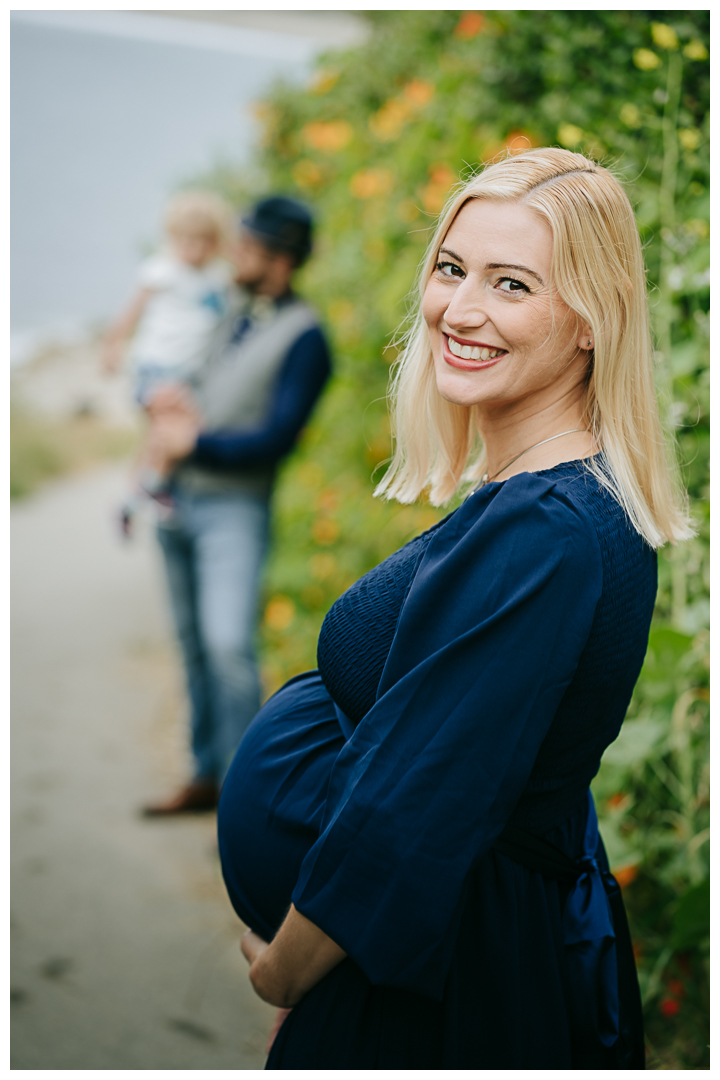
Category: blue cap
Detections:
[{"x1": 241, "y1": 196, "x2": 313, "y2": 265}]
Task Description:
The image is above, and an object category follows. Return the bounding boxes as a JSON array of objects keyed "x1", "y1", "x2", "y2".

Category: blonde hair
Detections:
[
  {"x1": 163, "y1": 190, "x2": 235, "y2": 246},
  {"x1": 375, "y1": 147, "x2": 693, "y2": 548}
]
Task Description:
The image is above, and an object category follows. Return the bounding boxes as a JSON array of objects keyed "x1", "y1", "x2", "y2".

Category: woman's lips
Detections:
[{"x1": 442, "y1": 333, "x2": 507, "y2": 371}]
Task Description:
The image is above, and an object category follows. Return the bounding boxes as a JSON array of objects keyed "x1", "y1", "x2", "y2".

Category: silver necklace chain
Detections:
[{"x1": 479, "y1": 429, "x2": 587, "y2": 487}]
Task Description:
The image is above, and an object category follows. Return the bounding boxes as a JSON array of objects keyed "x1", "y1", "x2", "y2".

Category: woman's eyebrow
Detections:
[
  {"x1": 437, "y1": 246, "x2": 464, "y2": 262},
  {"x1": 486, "y1": 262, "x2": 544, "y2": 285}
]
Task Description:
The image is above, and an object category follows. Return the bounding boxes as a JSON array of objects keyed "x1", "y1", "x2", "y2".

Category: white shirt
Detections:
[{"x1": 129, "y1": 253, "x2": 234, "y2": 376}]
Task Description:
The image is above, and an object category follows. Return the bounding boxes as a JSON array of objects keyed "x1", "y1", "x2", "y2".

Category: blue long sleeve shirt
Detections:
[{"x1": 192, "y1": 325, "x2": 331, "y2": 470}]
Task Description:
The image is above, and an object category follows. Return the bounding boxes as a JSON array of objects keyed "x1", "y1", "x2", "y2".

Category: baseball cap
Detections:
[{"x1": 241, "y1": 196, "x2": 314, "y2": 265}]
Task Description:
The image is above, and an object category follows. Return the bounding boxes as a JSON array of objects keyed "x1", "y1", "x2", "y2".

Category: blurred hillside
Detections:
[{"x1": 201, "y1": 11, "x2": 709, "y2": 1069}]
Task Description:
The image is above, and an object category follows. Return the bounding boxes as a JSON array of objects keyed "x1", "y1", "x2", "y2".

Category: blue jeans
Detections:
[{"x1": 156, "y1": 488, "x2": 270, "y2": 783}]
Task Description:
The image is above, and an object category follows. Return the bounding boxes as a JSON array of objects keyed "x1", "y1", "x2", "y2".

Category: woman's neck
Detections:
[{"x1": 477, "y1": 387, "x2": 595, "y2": 483}]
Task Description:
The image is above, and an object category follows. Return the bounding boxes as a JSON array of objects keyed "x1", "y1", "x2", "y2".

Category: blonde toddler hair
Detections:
[{"x1": 163, "y1": 190, "x2": 235, "y2": 247}]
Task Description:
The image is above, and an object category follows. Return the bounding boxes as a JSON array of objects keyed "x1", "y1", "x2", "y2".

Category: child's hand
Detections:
[
  {"x1": 101, "y1": 340, "x2": 124, "y2": 375},
  {"x1": 145, "y1": 383, "x2": 196, "y2": 416}
]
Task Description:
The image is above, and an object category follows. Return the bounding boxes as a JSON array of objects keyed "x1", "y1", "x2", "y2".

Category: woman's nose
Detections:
[{"x1": 443, "y1": 280, "x2": 488, "y2": 333}]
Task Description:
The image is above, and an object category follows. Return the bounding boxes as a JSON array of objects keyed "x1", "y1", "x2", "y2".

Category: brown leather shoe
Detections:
[{"x1": 141, "y1": 779, "x2": 219, "y2": 817}]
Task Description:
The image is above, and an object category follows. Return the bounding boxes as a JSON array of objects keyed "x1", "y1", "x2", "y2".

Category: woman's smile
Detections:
[{"x1": 443, "y1": 332, "x2": 508, "y2": 370}]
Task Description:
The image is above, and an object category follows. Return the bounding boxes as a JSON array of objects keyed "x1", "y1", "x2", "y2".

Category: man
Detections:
[{"x1": 142, "y1": 196, "x2": 331, "y2": 814}]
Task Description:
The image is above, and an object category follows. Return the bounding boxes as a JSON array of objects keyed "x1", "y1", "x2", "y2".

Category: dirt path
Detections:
[{"x1": 11, "y1": 463, "x2": 275, "y2": 1069}]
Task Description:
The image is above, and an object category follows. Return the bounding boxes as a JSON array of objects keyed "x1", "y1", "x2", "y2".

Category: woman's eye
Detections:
[
  {"x1": 496, "y1": 277, "x2": 529, "y2": 293},
  {"x1": 435, "y1": 261, "x2": 464, "y2": 279}
]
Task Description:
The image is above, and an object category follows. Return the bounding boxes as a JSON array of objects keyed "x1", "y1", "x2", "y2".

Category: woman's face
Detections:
[{"x1": 422, "y1": 198, "x2": 590, "y2": 413}]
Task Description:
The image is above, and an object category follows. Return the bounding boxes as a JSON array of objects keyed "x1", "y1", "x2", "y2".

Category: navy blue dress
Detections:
[{"x1": 218, "y1": 460, "x2": 657, "y2": 1068}]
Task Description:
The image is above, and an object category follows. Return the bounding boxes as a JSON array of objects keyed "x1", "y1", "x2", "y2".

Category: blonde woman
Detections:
[{"x1": 217, "y1": 148, "x2": 692, "y2": 1069}]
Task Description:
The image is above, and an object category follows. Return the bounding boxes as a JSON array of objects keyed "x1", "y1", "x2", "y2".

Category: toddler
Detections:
[{"x1": 102, "y1": 190, "x2": 236, "y2": 532}]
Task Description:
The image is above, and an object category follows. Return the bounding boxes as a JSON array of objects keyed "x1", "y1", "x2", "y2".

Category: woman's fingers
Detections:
[
  {"x1": 240, "y1": 929, "x2": 269, "y2": 966},
  {"x1": 266, "y1": 1008, "x2": 292, "y2": 1054}
]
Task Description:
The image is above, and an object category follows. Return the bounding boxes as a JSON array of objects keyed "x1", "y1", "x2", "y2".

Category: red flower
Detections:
[
  {"x1": 667, "y1": 978, "x2": 686, "y2": 999},
  {"x1": 659, "y1": 996, "x2": 681, "y2": 1018}
]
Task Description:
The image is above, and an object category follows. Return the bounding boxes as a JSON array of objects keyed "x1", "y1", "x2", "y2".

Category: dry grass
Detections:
[{"x1": 10, "y1": 404, "x2": 139, "y2": 499}]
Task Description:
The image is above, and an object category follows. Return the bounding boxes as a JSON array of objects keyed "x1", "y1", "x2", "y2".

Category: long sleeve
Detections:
[
  {"x1": 291, "y1": 473, "x2": 604, "y2": 999},
  {"x1": 192, "y1": 326, "x2": 331, "y2": 468}
]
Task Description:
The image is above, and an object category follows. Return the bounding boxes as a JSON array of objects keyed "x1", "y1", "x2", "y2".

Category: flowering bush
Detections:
[{"x1": 205, "y1": 10, "x2": 709, "y2": 1067}]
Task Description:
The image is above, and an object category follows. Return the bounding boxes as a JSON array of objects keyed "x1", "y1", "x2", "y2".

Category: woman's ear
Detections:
[{"x1": 577, "y1": 323, "x2": 594, "y2": 351}]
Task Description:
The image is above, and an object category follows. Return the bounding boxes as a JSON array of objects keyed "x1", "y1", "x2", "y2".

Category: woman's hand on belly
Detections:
[{"x1": 242, "y1": 904, "x2": 346, "y2": 1009}]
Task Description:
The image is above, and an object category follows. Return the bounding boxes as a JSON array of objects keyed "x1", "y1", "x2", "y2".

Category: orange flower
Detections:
[
  {"x1": 659, "y1": 996, "x2": 681, "y2": 1018},
  {"x1": 506, "y1": 130, "x2": 537, "y2": 154},
  {"x1": 369, "y1": 98, "x2": 412, "y2": 141},
  {"x1": 613, "y1": 864, "x2": 639, "y2": 889},
  {"x1": 303, "y1": 120, "x2": 353, "y2": 153},
  {"x1": 350, "y1": 168, "x2": 394, "y2": 199},
  {"x1": 312, "y1": 518, "x2": 340, "y2": 546},
  {"x1": 315, "y1": 489, "x2": 338, "y2": 512},
  {"x1": 403, "y1": 79, "x2": 435, "y2": 108},
  {"x1": 454, "y1": 11, "x2": 486, "y2": 39},
  {"x1": 420, "y1": 164, "x2": 456, "y2": 214},
  {"x1": 606, "y1": 792, "x2": 627, "y2": 808}
]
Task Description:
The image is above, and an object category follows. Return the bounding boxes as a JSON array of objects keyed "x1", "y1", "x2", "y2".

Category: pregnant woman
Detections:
[{"x1": 217, "y1": 148, "x2": 692, "y2": 1069}]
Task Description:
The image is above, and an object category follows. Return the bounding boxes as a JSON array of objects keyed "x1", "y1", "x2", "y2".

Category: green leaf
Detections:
[{"x1": 671, "y1": 877, "x2": 710, "y2": 949}]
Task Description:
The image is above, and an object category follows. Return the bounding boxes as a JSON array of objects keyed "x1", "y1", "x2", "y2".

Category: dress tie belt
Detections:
[{"x1": 493, "y1": 790, "x2": 622, "y2": 1051}]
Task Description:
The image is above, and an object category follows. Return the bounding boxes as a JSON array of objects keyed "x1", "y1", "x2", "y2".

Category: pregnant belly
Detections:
[{"x1": 217, "y1": 670, "x2": 345, "y2": 941}]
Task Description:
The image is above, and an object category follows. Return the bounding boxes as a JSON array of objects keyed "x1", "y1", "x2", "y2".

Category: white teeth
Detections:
[{"x1": 447, "y1": 337, "x2": 504, "y2": 361}]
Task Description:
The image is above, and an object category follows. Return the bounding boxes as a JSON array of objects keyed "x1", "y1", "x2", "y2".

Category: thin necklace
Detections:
[{"x1": 479, "y1": 429, "x2": 587, "y2": 487}]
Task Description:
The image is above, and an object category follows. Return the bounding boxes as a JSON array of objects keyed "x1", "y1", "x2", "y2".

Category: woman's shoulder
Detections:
[
  {"x1": 436, "y1": 462, "x2": 603, "y2": 560},
  {"x1": 447, "y1": 458, "x2": 649, "y2": 556}
]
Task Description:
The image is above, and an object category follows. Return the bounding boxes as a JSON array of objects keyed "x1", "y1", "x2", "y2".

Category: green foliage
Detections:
[{"x1": 205, "y1": 11, "x2": 709, "y2": 1067}]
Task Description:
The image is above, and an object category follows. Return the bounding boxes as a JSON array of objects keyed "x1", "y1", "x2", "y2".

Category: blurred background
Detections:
[{"x1": 11, "y1": 9, "x2": 709, "y2": 1070}]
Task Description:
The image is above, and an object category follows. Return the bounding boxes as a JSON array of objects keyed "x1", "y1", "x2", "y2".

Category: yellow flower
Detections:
[
  {"x1": 633, "y1": 48, "x2": 661, "y2": 71},
  {"x1": 350, "y1": 168, "x2": 394, "y2": 199},
  {"x1": 685, "y1": 219, "x2": 709, "y2": 240},
  {"x1": 651, "y1": 23, "x2": 679, "y2": 50},
  {"x1": 678, "y1": 128, "x2": 702, "y2": 152},
  {"x1": 264, "y1": 596, "x2": 296, "y2": 631},
  {"x1": 327, "y1": 298, "x2": 355, "y2": 325},
  {"x1": 619, "y1": 103, "x2": 642, "y2": 129},
  {"x1": 302, "y1": 120, "x2": 353, "y2": 153},
  {"x1": 309, "y1": 68, "x2": 340, "y2": 95},
  {"x1": 557, "y1": 123, "x2": 584, "y2": 148},
  {"x1": 684, "y1": 39, "x2": 708, "y2": 61}
]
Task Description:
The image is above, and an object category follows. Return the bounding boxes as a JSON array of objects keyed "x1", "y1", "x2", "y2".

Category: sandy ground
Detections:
[{"x1": 10, "y1": 462, "x2": 276, "y2": 1069}]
